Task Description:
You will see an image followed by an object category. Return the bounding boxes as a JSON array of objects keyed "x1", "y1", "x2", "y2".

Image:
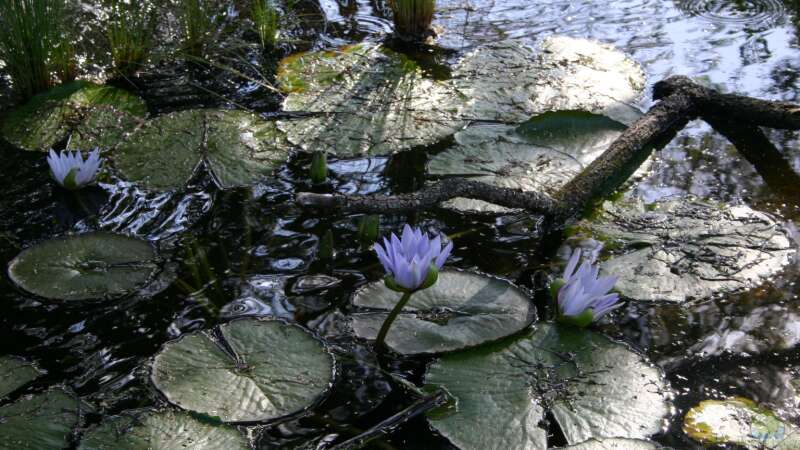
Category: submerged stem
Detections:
[{"x1": 374, "y1": 291, "x2": 413, "y2": 351}]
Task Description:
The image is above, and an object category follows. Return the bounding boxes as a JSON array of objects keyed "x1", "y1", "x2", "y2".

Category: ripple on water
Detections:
[{"x1": 674, "y1": 0, "x2": 786, "y2": 27}]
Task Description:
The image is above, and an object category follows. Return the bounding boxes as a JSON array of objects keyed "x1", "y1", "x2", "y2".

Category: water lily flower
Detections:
[
  {"x1": 552, "y1": 248, "x2": 620, "y2": 327},
  {"x1": 374, "y1": 224, "x2": 453, "y2": 292},
  {"x1": 47, "y1": 148, "x2": 102, "y2": 190}
]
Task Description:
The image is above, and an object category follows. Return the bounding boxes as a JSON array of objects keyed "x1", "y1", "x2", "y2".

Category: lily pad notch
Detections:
[{"x1": 151, "y1": 317, "x2": 334, "y2": 423}]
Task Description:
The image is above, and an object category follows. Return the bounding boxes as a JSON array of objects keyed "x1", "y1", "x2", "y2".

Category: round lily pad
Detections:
[
  {"x1": 276, "y1": 43, "x2": 466, "y2": 157},
  {"x1": 79, "y1": 409, "x2": 251, "y2": 449},
  {"x1": 7, "y1": 232, "x2": 159, "y2": 301},
  {"x1": 151, "y1": 318, "x2": 333, "y2": 423},
  {"x1": 351, "y1": 269, "x2": 535, "y2": 355},
  {"x1": 424, "y1": 323, "x2": 671, "y2": 449},
  {"x1": 0, "y1": 356, "x2": 43, "y2": 398},
  {"x1": 567, "y1": 199, "x2": 796, "y2": 302},
  {"x1": 1, "y1": 81, "x2": 146, "y2": 152},
  {"x1": 428, "y1": 111, "x2": 627, "y2": 213},
  {"x1": 452, "y1": 37, "x2": 646, "y2": 126},
  {"x1": 0, "y1": 387, "x2": 84, "y2": 449},
  {"x1": 113, "y1": 109, "x2": 290, "y2": 190},
  {"x1": 561, "y1": 438, "x2": 664, "y2": 449},
  {"x1": 684, "y1": 397, "x2": 800, "y2": 449}
]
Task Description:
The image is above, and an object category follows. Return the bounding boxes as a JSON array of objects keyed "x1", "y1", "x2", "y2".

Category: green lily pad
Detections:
[
  {"x1": 1, "y1": 81, "x2": 147, "y2": 152},
  {"x1": 424, "y1": 323, "x2": 671, "y2": 450},
  {"x1": 276, "y1": 43, "x2": 466, "y2": 157},
  {"x1": 7, "y1": 232, "x2": 159, "y2": 301},
  {"x1": 567, "y1": 199, "x2": 796, "y2": 302},
  {"x1": 0, "y1": 387, "x2": 85, "y2": 449},
  {"x1": 151, "y1": 318, "x2": 333, "y2": 423},
  {"x1": 452, "y1": 37, "x2": 645, "y2": 126},
  {"x1": 684, "y1": 397, "x2": 800, "y2": 449},
  {"x1": 113, "y1": 109, "x2": 290, "y2": 190},
  {"x1": 561, "y1": 438, "x2": 664, "y2": 449},
  {"x1": 428, "y1": 111, "x2": 627, "y2": 213},
  {"x1": 79, "y1": 409, "x2": 251, "y2": 449},
  {"x1": 351, "y1": 269, "x2": 535, "y2": 355},
  {"x1": 0, "y1": 356, "x2": 43, "y2": 399}
]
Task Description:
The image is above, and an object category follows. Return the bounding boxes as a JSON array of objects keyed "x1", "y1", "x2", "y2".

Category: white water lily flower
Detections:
[
  {"x1": 555, "y1": 248, "x2": 621, "y2": 327},
  {"x1": 47, "y1": 148, "x2": 102, "y2": 190}
]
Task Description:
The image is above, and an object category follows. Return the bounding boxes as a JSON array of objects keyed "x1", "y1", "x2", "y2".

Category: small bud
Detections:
[
  {"x1": 357, "y1": 215, "x2": 380, "y2": 247},
  {"x1": 310, "y1": 151, "x2": 328, "y2": 185}
]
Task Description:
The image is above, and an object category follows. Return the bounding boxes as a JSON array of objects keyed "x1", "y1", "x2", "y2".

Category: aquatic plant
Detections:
[
  {"x1": 105, "y1": 0, "x2": 160, "y2": 77},
  {"x1": 389, "y1": 0, "x2": 436, "y2": 41},
  {"x1": 46, "y1": 148, "x2": 103, "y2": 190},
  {"x1": 309, "y1": 151, "x2": 327, "y2": 184},
  {"x1": 51, "y1": 40, "x2": 77, "y2": 83},
  {"x1": 551, "y1": 248, "x2": 620, "y2": 327},
  {"x1": 0, "y1": 0, "x2": 70, "y2": 100},
  {"x1": 178, "y1": 0, "x2": 215, "y2": 57},
  {"x1": 252, "y1": 0, "x2": 280, "y2": 48},
  {"x1": 373, "y1": 224, "x2": 452, "y2": 349}
]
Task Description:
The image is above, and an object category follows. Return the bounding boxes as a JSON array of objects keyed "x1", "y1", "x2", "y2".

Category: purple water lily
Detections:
[
  {"x1": 374, "y1": 224, "x2": 453, "y2": 292},
  {"x1": 556, "y1": 248, "x2": 620, "y2": 326},
  {"x1": 47, "y1": 148, "x2": 102, "y2": 190}
]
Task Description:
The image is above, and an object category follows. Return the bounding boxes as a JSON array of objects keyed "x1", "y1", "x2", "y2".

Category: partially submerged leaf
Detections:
[
  {"x1": 561, "y1": 438, "x2": 665, "y2": 449},
  {"x1": 567, "y1": 199, "x2": 796, "y2": 302},
  {"x1": 113, "y1": 109, "x2": 290, "y2": 190},
  {"x1": 7, "y1": 233, "x2": 159, "y2": 301},
  {"x1": 0, "y1": 356, "x2": 43, "y2": 398},
  {"x1": 424, "y1": 323, "x2": 671, "y2": 450},
  {"x1": 1, "y1": 81, "x2": 146, "y2": 152},
  {"x1": 79, "y1": 409, "x2": 251, "y2": 449},
  {"x1": 276, "y1": 43, "x2": 466, "y2": 157},
  {"x1": 0, "y1": 388, "x2": 84, "y2": 449},
  {"x1": 684, "y1": 397, "x2": 800, "y2": 449},
  {"x1": 151, "y1": 318, "x2": 333, "y2": 423},
  {"x1": 428, "y1": 111, "x2": 626, "y2": 213},
  {"x1": 351, "y1": 269, "x2": 535, "y2": 354}
]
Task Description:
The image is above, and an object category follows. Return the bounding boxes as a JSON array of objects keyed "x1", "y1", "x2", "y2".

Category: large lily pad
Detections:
[
  {"x1": 0, "y1": 356, "x2": 43, "y2": 398},
  {"x1": 428, "y1": 111, "x2": 627, "y2": 213},
  {"x1": 562, "y1": 438, "x2": 664, "y2": 449},
  {"x1": 0, "y1": 388, "x2": 84, "y2": 449},
  {"x1": 7, "y1": 232, "x2": 159, "y2": 301},
  {"x1": 452, "y1": 37, "x2": 645, "y2": 126},
  {"x1": 424, "y1": 323, "x2": 671, "y2": 450},
  {"x1": 79, "y1": 409, "x2": 251, "y2": 449},
  {"x1": 567, "y1": 199, "x2": 796, "y2": 302},
  {"x1": 113, "y1": 109, "x2": 290, "y2": 190},
  {"x1": 1, "y1": 81, "x2": 147, "y2": 152},
  {"x1": 351, "y1": 269, "x2": 535, "y2": 355},
  {"x1": 276, "y1": 43, "x2": 466, "y2": 157},
  {"x1": 151, "y1": 318, "x2": 333, "y2": 423},
  {"x1": 684, "y1": 397, "x2": 800, "y2": 449}
]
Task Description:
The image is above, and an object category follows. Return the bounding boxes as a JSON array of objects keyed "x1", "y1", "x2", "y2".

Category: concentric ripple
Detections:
[{"x1": 675, "y1": 0, "x2": 785, "y2": 26}]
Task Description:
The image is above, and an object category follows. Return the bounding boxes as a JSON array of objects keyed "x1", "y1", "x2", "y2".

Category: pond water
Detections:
[{"x1": 1, "y1": 0, "x2": 800, "y2": 448}]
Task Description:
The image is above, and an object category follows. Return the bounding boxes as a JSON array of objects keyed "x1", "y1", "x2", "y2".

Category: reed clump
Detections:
[
  {"x1": 178, "y1": 0, "x2": 215, "y2": 57},
  {"x1": 105, "y1": 0, "x2": 160, "y2": 77},
  {"x1": 252, "y1": 0, "x2": 281, "y2": 49},
  {"x1": 389, "y1": 0, "x2": 436, "y2": 41},
  {"x1": 0, "y1": 0, "x2": 72, "y2": 100}
]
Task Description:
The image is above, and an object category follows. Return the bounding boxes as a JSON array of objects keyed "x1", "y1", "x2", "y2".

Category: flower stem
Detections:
[{"x1": 374, "y1": 291, "x2": 413, "y2": 351}]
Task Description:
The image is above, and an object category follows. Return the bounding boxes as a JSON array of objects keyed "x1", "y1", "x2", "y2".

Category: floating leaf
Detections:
[
  {"x1": 113, "y1": 109, "x2": 290, "y2": 190},
  {"x1": 151, "y1": 318, "x2": 333, "y2": 423},
  {"x1": 567, "y1": 199, "x2": 796, "y2": 302},
  {"x1": 684, "y1": 397, "x2": 800, "y2": 449},
  {"x1": 424, "y1": 323, "x2": 671, "y2": 450},
  {"x1": 351, "y1": 269, "x2": 535, "y2": 355},
  {"x1": 1, "y1": 81, "x2": 146, "y2": 152},
  {"x1": 79, "y1": 409, "x2": 251, "y2": 449},
  {"x1": 0, "y1": 356, "x2": 43, "y2": 398},
  {"x1": 452, "y1": 37, "x2": 645, "y2": 125},
  {"x1": 428, "y1": 111, "x2": 627, "y2": 213},
  {"x1": 0, "y1": 388, "x2": 84, "y2": 449},
  {"x1": 561, "y1": 438, "x2": 664, "y2": 449},
  {"x1": 276, "y1": 43, "x2": 465, "y2": 157},
  {"x1": 7, "y1": 233, "x2": 159, "y2": 301}
]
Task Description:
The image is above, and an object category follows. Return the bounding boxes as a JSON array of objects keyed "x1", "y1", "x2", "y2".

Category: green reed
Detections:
[
  {"x1": 105, "y1": 0, "x2": 160, "y2": 77},
  {"x1": 0, "y1": 0, "x2": 71, "y2": 100},
  {"x1": 252, "y1": 0, "x2": 281, "y2": 48},
  {"x1": 389, "y1": 0, "x2": 436, "y2": 41},
  {"x1": 178, "y1": 0, "x2": 215, "y2": 57}
]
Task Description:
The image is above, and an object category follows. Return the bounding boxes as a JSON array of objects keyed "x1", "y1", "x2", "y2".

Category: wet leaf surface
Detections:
[
  {"x1": 0, "y1": 356, "x2": 42, "y2": 399},
  {"x1": 0, "y1": 388, "x2": 84, "y2": 449}
]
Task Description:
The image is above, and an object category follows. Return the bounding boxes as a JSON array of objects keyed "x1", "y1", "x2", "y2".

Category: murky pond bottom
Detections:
[{"x1": 1, "y1": 0, "x2": 800, "y2": 448}]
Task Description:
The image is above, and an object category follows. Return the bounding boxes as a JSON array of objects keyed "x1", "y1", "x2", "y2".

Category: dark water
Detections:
[{"x1": 1, "y1": 0, "x2": 800, "y2": 448}]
